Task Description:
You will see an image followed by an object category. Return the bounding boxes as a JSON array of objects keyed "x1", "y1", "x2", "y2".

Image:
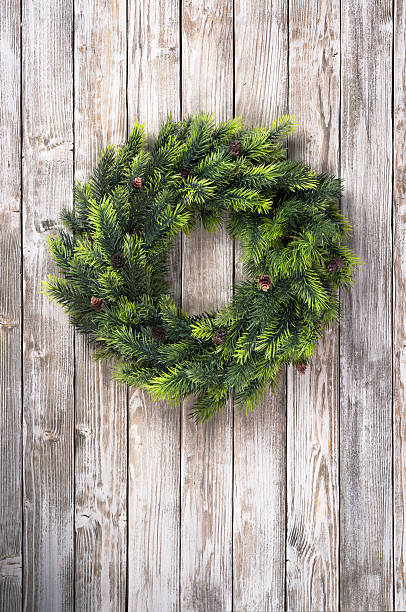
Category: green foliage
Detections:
[{"x1": 45, "y1": 113, "x2": 360, "y2": 423}]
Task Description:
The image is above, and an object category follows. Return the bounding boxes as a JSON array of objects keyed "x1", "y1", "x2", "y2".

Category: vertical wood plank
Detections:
[
  {"x1": 233, "y1": 0, "x2": 288, "y2": 610},
  {"x1": 180, "y1": 2, "x2": 233, "y2": 610},
  {"x1": 340, "y1": 0, "x2": 393, "y2": 609},
  {"x1": 0, "y1": 1, "x2": 22, "y2": 610},
  {"x1": 22, "y1": 0, "x2": 74, "y2": 609},
  {"x1": 127, "y1": 1, "x2": 181, "y2": 609},
  {"x1": 73, "y1": 1, "x2": 127, "y2": 609},
  {"x1": 394, "y1": 0, "x2": 406, "y2": 607},
  {"x1": 286, "y1": 1, "x2": 340, "y2": 610}
]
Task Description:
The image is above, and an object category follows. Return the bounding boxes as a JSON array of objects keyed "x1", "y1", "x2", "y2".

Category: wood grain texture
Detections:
[
  {"x1": 1, "y1": 1, "x2": 403, "y2": 609},
  {"x1": 128, "y1": 0, "x2": 182, "y2": 302},
  {"x1": 234, "y1": 0, "x2": 288, "y2": 123},
  {"x1": 233, "y1": 0, "x2": 288, "y2": 609},
  {"x1": 286, "y1": 330, "x2": 339, "y2": 612},
  {"x1": 394, "y1": 0, "x2": 406, "y2": 607},
  {"x1": 0, "y1": 1, "x2": 22, "y2": 610},
  {"x1": 22, "y1": 0, "x2": 74, "y2": 609},
  {"x1": 73, "y1": 2, "x2": 128, "y2": 610},
  {"x1": 127, "y1": 1, "x2": 181, "y2": 609},
  {"x1": 340, "y1": 0, "x2": 393, "y2": 609},
  {"x1": 74, "y1": 364, "x2": 127, "y2": 611},
  {"x1": 180, "y1": 2, "x2": 234, "y2": 611},
  {"x1": 127, "y1": 391, "x2": 180, "y2": 612},
  {"x1": 286, "y1": 1, "x2": 340, "y2": 609},
  {"x1": 233, "y1": 386, "x2": 286, "y2": 612}
]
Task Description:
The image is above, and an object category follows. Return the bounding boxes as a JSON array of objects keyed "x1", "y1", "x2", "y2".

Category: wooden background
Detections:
[{"x1": 0, "y1": 0, "x2": 404, "y2": 610}]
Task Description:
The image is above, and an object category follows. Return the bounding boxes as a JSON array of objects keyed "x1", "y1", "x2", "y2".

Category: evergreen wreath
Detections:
[{"x1": 45, "y1": 114, "x2": 359, "y2": 422}]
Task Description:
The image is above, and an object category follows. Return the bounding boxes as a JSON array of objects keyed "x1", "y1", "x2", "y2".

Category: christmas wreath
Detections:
[{"x1": 45, "y1": 114, "x2": 359, "y2": 422}]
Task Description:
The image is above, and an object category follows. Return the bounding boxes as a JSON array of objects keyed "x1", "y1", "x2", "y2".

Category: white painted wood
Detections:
[
  {"x1": 180, "y1": 2, "x2": 234, "y2": 610},
  {"x1": 127, "y1": 0, "x2": 181, "y2": 609},
  {"x1": 0, "y1": 1, "x2": 22, "y2": 610},
  {"x1": 340, "y1": 0, "x2": 393, "y2": 609},
  {"x1": 22, "y1": 0, "x2": 74, "y2": 609},
  {"x1": 394, "y1": 0, "x2": 406, "y2": 607},
  {"x1": 286, "y1": 1, "x2": 340, "y2": 609},
  {"x1": 233, "y1": 0, "x2": 288, "y2": 609}
]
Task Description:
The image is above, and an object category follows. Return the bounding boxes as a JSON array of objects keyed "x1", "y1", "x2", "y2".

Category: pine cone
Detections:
[
  {"x1": 229, "y1": 140, "x2": 242, "y2": 157},
  {"x1": 90, "y1": 297, "x2": 105, "y2": 311},
  {"x1": 131, "y1": 177, "x2": 142, "y2": 190},
  {"x1": 296, "y1": 362, "x2": 307, "y2": 375},
  {"x1": 258, "y1": 275, "x2": 272, "y2": 292},
  {"x1": 327, "y1": 257, "x2": 345, "y2": 273},
  {"x1": 180, "y1": 168, "x2": 191, "y2": 179},
  {"x1": 213, "y1": 328, "x2": 227, "y2": 345},
  {"x1": 111, "y1": 252, "x2": 125, "y2": 268},
  {"x1": 88, "y1": 233, "x2": 94, "y2": 244},
  {"x1": 131, "y1": 229, "x2": 142, "y2": 239},
  {"x1": 151, "y1": 325, "x2": 166, "y2": 342}
]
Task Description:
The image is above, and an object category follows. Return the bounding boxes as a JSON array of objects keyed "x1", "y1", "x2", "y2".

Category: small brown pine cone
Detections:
[
  {"x1": 151, "y1": 325, "x2": 166, "y2": 342},
  {"x1": 131, "y1": 177, "x2": 142, "y2": 190},
  {"x1": 180, "y1": 168, "x2": 191, "y2": 179},
  {"x1": 296, "y1": 362, "x2": 307, "y2": 375},
  {"x1": 88, "y1": 233, "x2": 94, "y2": 244},
  {"x1": 111, "y1": 252, "x2": 125, "y2": 268},
  {"x1": 213, "y1": 328, "x2": 227, "y2": 345},
  {"x1": 327, "y1": 257, "x2": 345, "y2": 273},
  {"x1": 229, "y1": 140, "x2": 242, "y2": 157},
  {"x1": 258, "y1": 275, "x2": 272, "y2": 292},
  {"x1": 90, "y1": 297, "x2": 105, "y2": 311}
]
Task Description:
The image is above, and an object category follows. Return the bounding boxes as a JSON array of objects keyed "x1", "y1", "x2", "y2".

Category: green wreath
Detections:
[{"x1": 45, "y1": 114, "x2": 359, "y2": 422}]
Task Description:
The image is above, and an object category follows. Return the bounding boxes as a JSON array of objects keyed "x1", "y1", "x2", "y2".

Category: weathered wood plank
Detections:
[
  {"x1": 233, "y1": 0, "x2": 288, "y2": 609},
  {"x1": 127, "y1": 1, "x2": 181, "y2": 609},
  {"x1": 74, "y1": 368, "x2": 127, "y2": 611},
  {"x1": 127, "y1": 390, "x2": 180, "y2": 612},
  {"x1": 286, "y1": 334, "x2": 339, "y2": 612},
  {"x1": 22, "y1": 0, "x2": 74, "y2": 609},
  {"x1": 394, "y1": 0, "x2": 406, "y2": 607},
  {"x1": 74, "y1": 3, "x2": 127, "y2": 609},
  {"x1": 286, "y1": 1, "x2": 340, "y2": 609},
  {"x1": 340, "y1": 0, "x2": 393, "y2": 609},
  {"x1": 180, "y1": 2, "x2": 233, "y2": 610},
  {"x1": 233, "y1": 388, "x2": 286, "y2": 612},
  {"x1": 0, "y1": 1, "x2": 22, "y2": 610}
]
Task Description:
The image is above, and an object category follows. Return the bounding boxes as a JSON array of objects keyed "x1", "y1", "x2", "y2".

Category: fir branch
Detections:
[{"x1": 47, "y1": 113, "x2": 360, "y2": 423}]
